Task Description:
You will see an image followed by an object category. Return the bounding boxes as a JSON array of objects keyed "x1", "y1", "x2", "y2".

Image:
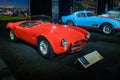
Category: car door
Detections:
[
  {"x1": 16, "y1": 22, "x2": 34, "y2": 44},
  {"x1": 75, "y1": 12, "x2": 98, "y2": 28},
  {"x1": 74, "y1": 13, "x2": 88, "y2": 26}
]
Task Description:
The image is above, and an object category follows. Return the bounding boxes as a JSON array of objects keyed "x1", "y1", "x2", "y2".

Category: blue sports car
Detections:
[{"x1": 62, "y1": 10, "x2": 120, "y2": 35}]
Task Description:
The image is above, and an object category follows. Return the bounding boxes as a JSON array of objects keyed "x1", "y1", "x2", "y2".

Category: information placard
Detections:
[{"x1": 77, "y1": 50, "x2": 103, "y2": 68}]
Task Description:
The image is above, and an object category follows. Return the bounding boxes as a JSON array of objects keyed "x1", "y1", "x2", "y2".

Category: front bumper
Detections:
[
  {"x1": 68, "y1": 39, "x2": 87, "y2": 54},
  {"x1": 115, "y1": 28, "x2": 120, "y2": 31}
]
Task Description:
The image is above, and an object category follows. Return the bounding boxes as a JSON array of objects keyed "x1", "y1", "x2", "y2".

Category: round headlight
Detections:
[
  {"x1": 61, "y1": 38, "x2": 67, "y2": 46},
  {"x1": 87, "y1": 32, "x2": 90, "y2": 39}
]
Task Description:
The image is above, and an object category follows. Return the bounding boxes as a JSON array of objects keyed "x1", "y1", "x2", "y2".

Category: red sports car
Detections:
[{"x1": 6, "y1": 20, "x2": 90, "y2": 58}]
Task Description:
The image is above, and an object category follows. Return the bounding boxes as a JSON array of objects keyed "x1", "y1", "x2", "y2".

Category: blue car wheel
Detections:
[
  {"x1": 101, "y1": 23, "x2": 114, "y2": 35},
  {"x1": 66, "y1": 20, "x2": 74, "y2": 26}
]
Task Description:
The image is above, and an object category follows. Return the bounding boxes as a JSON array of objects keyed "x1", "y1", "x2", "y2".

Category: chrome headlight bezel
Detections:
[
  {"x1": 61, "y1": 38, "x2": 67, "y2": 47},
  {"x1": 86, "y1": 32, "x2": 90, "y2": 39}
]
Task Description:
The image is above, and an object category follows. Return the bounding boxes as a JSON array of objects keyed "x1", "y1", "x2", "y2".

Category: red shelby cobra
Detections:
[{"x1": 6, "y1": 20, "x2": 90, "y2": 58}]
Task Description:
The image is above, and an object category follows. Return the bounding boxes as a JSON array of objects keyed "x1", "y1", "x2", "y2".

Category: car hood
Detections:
[
  {"x1": 32, "y1": 23, "x2": 88, "y2": 40},
  {"x1": 91, "y1": 16, "x2": 119, "y2": 20}
]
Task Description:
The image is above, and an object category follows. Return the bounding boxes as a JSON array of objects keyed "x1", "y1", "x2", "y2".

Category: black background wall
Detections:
[
  {"x1": 30, "y1": 0, "x2": 71, "y2": 20},
  {"x1": 97, "y1": 0, "x2": 113, "y2": 15},
  {"x1": 30, "y1": 0, "x2": 52, "y2": 16},
  {"x1": 59, "y1": 0, "x2": 71, "y2": 19},
  {"x1": 30, "y1": 0, "x2": 113, "y2": 18}
]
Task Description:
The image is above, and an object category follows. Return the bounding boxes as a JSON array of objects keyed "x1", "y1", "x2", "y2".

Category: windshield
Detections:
[
  {"x1": 87, "y1": 11, "x2": 95, "y2": 17},
  {"x1": 100, "y1": 11, "x2": 120, "y2": 19},
  {"x1": 31, "y1": 15, "x2": 54, "y2": 23},
  {"x1": 107, "y1": 11, "x2": 120, "y2": 19},
  {"x1": 19, "y1": 21, "x2": 41, "y2": 28}
]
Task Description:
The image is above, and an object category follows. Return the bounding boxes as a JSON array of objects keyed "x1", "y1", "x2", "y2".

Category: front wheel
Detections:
[
  {"x1": 37, "y1": 37, "x2": 54, "y2": 58},
  {"x1": 101, "y1": 23, "x2": 114, "y2": 35}
]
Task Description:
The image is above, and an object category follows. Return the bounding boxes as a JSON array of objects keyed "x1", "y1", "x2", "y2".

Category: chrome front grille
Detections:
[
  {"x1": 73, "y1": 39, "x2": 86, "y2": 47},
  {"x1": 68, "y1": 39, "x2": 87, "y2": 53}
]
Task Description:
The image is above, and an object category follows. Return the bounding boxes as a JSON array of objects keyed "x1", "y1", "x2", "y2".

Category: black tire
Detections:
[
  {"x1": 37, "y1": 37, "x2": 54, "y2": 58},
  {"x1": 101, "y1": 23, "x2": 114, "y2": 35},
  {"x1": 66, "y1": 20, "x2": 74, "y2": 26},
  {"x1": 9, "y1": 30, "x2": 18, "y2": 42}
]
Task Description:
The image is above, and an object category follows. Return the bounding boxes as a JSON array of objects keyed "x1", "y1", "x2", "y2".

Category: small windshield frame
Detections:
[{"x1": 19, "y1": 21, "x2": 40, "y2": 28}]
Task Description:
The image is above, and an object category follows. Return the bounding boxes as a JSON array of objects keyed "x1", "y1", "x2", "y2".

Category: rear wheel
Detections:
[
  {"x1": 101, "y1": 23, "x2": 114, "y2": 35},
  {"x1": 37, "y1": 37, "x2": 54, "y2": 58},
  {"x1": 9, "y1": 30, "x2": 18, "y2": 41},
  {"x1": 66, "y1": 20, "x2": 74, "y2": 26}
]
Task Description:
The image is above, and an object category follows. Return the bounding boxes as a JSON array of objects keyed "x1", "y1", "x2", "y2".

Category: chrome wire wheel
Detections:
[
  {"x1": 10, "y1": 30, "x2": 15, "y2": 40},
  {"x1": 102, "y1": 23, "x2": 114, "y2": 35},
  {"x1": 37, "y1": 37, "x2": 54, "y2": 58},
  {"x1": 39, "y1": 41, "x2": 48, "y2": 55}
]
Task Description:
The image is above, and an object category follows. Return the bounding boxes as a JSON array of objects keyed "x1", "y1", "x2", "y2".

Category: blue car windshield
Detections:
[
  {"x1": 100, "y1": 11, "x2": 120, "y2": 19},
  {"x1": 87, "y1": 12, "x2": 95, "y2": 17},
  {"x1": 107, "y1": 11, "x2": 120, "y2": 19}
]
